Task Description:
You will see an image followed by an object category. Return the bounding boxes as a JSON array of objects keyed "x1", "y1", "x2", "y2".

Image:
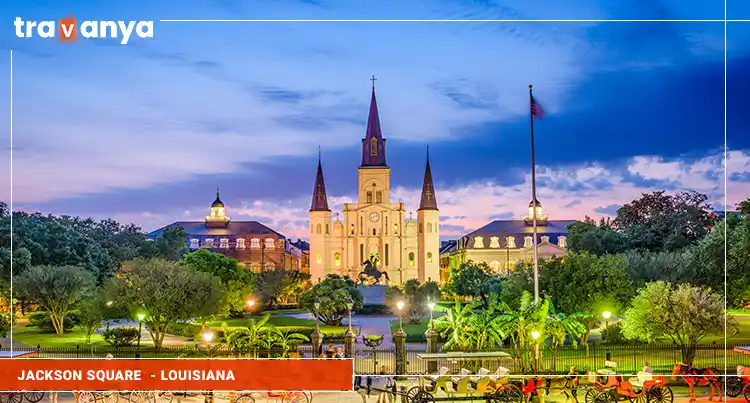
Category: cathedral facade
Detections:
[{"x1": 308, "y1": 83, "x2": 440, "y2": 285}]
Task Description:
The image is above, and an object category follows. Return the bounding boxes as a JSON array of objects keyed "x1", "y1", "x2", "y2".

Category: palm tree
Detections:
[
  {"x1": 494, "y1": 292, "x2": 549, "y2": 373},
  {"x1": 433, "y1": 300, "x2": 479, "y2": 351},
  {"x1": 545, "y1": 309, "x2": 585, "y2": 372},
  {"x1": 270, "y1": 328, "x2": 310, "y2": 357}
]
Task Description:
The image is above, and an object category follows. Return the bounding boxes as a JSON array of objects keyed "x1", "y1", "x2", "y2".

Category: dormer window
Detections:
[
  {"x1": 523, "y1": 236, "x2": 533, "y2": 248},
  {"x1": 489, "y1": 236, "x2": 500, "y2": 248},
  {"x1": 541, "y1": 235, "x2": 550, "y2": 244},
  {"x1": 219, "y1": 238, "x2": 229, "y2": 249},
  {"x1": 558, "y1": 236, "x2": 567, "y2": 248},
  {"x1": 236, "y1": 238, "x2": 246, "y2": 249},
  {"x1": 370, "y1": 137, "x2": 378, "y2": 156},
  {"x1": 506, "y1": 236, "x2": 516, "y2": 248},
  {"x1": 265, "y1": 238, "x2": 276, "y2": 249},
  {"x1": 473, "y1": 236, "x2": 484, "y2": 248},
  {"x1": 204, "y1": 238, "x2": 215, "y2": 248},
  {"x1": 250, "y1": 238, "x2": 261, "y2": 249},
  {"x1": 189, "y1": 239, "x2": 199, "y2": 249}
]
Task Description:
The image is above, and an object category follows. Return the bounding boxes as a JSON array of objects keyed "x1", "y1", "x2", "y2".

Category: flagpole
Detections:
[{"x1": 529, "y1": 84, "x2": 540, "y2": 303}]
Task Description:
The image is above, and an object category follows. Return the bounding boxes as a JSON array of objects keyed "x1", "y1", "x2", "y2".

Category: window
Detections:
[
  {"x1": 250, "y1": 238, "x2": 261, "y2": 249},
  {"x1": 427, "y1": 252, "x2": 433, "y2": 263},
  {"x1": 220, "y1": 238, "x2": 229, "y2": 249},
  {"x1": 250, "y1": 263, "x2": 261, "y2": 273},
  {"x1": 367, "y1": 192, "x2": 373, "y2": 203},
  {"x1": 504, "y1": 260, "x2": 515, "y2": 271},
  {"x1": 350, "y1": 224, "x2": 355, "y2": 235},
  {"x1": 506, "y1": 236, "x2": 516, "y2": 248},
  {"x1": 334, "y1": 252, "x2": 341, "y2": 267},
  {"x1": 360, "y1": 244, "x2": 364, "y2": 260},
  {"x1": 419, "y1": 223, "x2": 423, "y2": 234},
  {"x1": 316, "y1": 253, "x2": 322, "y2": 264},
  {"x1": 427, "y1": 223, "x2": 432, "y2": 233},
  {"x1": 473, "y1": 237, "x2": 484, "y2": 248},
  {"x1": 204, "y1": 238, "x2": 215, "y2": 248},
  {"x1": 524, "y1": 236, "x2": 533, "y2": 248},
  {"x1": 264, "y1": 262, "x2": 275, "y2": 270},
  {"x1": 236, "y1": 238, "x2": 246, "y2": 249},
  {"x1": 372, "y1": 228, "x2": 376, "y2": 236},
  {"x1": 326, "y1": 224, "x2": 330, "y2": 235},
  {"x1": 376, "y1": 191, "x2": 382, "y2": 203},
  {"x1": 558, "y1": 236, "x2": 567, "y2": 248},
  {"x1": 489, "y1": 237, "x2": 500, "y2": 248},
  {"x1": 393, "y1": 223, "x2": 398, "y2": 235},
  {"x1": 189, "y1": 239, "x2": 199, "y2": 249},
  {"x1": 370, "y1": 137, "x2": 378, "y2": 156},
  {"x1": 408, "y1": 252, "x2": 415, "y2": 266},
  {"x1": 316, "y1": 224, "x2": 322, "y2": 234},
  {"x1": 385, "y1": 216, "x2": 388, "y2": 228},
  {"x1": 360, "y1": 217, "x2": 363, "y2": 233},
  {"x1": 541, "y1": 235, "x2": 550, "y2": 243},
  {"x1": 489, "y1": 261, "x2": 501, "y2": 272},
  {"x1": 384, "y1": 244, "x2": 389, "y2": 266},
  {"x1": 265, "y1": 238, "x2": 276, "y2": 249}
]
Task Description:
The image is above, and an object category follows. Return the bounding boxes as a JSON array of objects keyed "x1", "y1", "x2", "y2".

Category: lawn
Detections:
[{"x1": 12, "y1": 323, "x2": 154, "y2": 349}]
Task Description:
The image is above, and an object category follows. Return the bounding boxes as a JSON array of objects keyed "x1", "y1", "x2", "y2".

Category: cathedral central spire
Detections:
[
  {"x1": 361, "y1": 75, "x2": 387, "y2": 167},
  {"x1": 418, "y1": 147, "x2": 438, "y2": 211},
  {"x1": 310, "y1": 150, "x2": 331, "y2": 212}
]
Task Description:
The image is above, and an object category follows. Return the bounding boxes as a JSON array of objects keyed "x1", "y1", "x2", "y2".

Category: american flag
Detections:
[{"x1": 531, "y1": 96, "x2": 545, "y2": 118}]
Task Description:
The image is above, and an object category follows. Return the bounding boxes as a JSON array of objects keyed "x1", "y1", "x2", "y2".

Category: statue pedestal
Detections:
[{"x1": 358, "y1": 284, "x2": 388, "y2": 305}]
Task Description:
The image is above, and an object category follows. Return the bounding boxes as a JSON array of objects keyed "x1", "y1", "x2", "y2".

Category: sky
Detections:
[{"x1": 1, "y1": 0, "x2": 749, "y2": 242}]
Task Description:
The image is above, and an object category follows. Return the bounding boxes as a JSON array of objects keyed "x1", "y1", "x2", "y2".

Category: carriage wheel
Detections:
[
  {"x1": 726, "y1": 377, "x2": 743, "y2": 397},
  {"x1": 495, "y1": 385, "x2": 524, "y2": 403},
  {"x1": 22, "y1": 392, "x2": 45, "y2": 403},
  {"x1": 646, "y1": 386, "x2": 673, "y2": 403},
  {"x1": 281, "y1": 392, "x2": 310, "y2": 403},
  {"x1": 0, "y1": 393, "x2": 23, "y2": 403},
  {"x1": 414, "y1": 391, "x2": 435, "y2": 403},
  {"x1": 77, "y1": 392, "x2": 96, "y2": 403},
  {"x1": 129, "y1": 392, "x2": 155, "y2": 403},
  {"x1": 591, "y1": 391, "x2": 613, "y2": 403},
  {"x1": 155, "y1": 393, "x2": 172, "y2": 403},
  {"x1": 627, "y1": 394, "x2": 648, "y2": 403},
  {"x1": 584, "y1": 389, "x2": 598, "y2": 403},
  {"x1": 233, "y1": 394, "x2": 256, "y2": 403},
  {"x1": 406, "y1": 387, "x2": 424, "y2": 403},
  {"x1": 99, "y1": 391, "x2": 120, "y2": 403},
  {"x1": 743, "y1": 385, "x2": 750, "y2": 402}
]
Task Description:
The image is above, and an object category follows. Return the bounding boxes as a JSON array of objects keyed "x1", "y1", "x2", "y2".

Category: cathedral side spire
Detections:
[
  {"x1": 418, "y1": 146, "x2": 438, "y2": 211},
  {"x1": 361, "y1": 75, "x2": 387, "y2": 167},
  {"x1": 310, "y1": 151, "x2": 331, "y2": 212}
]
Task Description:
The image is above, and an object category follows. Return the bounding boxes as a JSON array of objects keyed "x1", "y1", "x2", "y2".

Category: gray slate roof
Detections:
[
  {"x1": 146, "y1": 221, "x2": 284, "y2": 239},
  {"x1": 459, "y1": 219, "x2": 576, "y2": 249}
]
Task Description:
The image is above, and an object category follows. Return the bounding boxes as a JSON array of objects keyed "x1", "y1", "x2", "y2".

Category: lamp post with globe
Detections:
[
  {"x1": 311, "y1": 298, "x2": 323, "y2": 356},
  {"x1": 344, "y1": 296, "x2": 356, "y2": 358},
  {"x1": 531, "y1": 330, "x2": 541, "y2": 375}
]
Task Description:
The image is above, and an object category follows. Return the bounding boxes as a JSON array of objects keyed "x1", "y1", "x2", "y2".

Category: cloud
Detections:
[{"x1": 594, "y1": 204, "x2": 622, "y2": 215}]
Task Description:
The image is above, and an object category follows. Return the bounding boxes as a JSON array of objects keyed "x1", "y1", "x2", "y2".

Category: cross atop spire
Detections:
[
  {"x1": 418, "y1": 147, "x2": 438, "y2": 211},
  {"x1": 370, "y1": 74, "x2": 377, "y2": 91},
  {"x1": 361, "y1": 76, "x2": 387, "y2": 167}
]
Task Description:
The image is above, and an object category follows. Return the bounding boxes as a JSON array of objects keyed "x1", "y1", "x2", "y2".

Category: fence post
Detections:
[
  {"x1": 310, "y1": 329, "x2": 323, "y2": 357},
  {"x1": 394, "y1": 329, "x2": 407, "y2": 376},
  {"x1": 425, "y1": 327, "x2": 438, "y2": 375},
  {"x1": 712, "y1": 341, "x2": 717, "y2": 369},
  {"x1": 76, "y1": 345, "x2": 80, "y2": 359},
  {"x1": 344, "y1": 329, "x2": 356, "y2": 359}
]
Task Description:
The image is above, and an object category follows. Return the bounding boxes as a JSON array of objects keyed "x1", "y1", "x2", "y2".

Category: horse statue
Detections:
[
  {"x1": 358, "y1": 253, "x2": 390, "y2": 285},
  {"x1": 353, "y1": 375, "x2": 397, "y2": 403},
  {"x1": 672, "y1": 362, "x2": 722, "y2": 402}
]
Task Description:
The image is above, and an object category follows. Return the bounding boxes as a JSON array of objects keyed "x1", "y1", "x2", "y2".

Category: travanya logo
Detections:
[{"x1": 14, "y1": 16, "x2": 153, "y2": 45}]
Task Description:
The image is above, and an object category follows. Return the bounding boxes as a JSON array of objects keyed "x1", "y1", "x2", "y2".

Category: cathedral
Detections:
[{"x1": 308, "y1": 81, "x2": 440, "y2": 285}]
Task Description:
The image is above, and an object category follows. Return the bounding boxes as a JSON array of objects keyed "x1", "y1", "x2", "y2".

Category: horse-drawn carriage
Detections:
[
  {"x1": 584, "y1": 362, "x2": 672, "y2": 403},
  {"x1": 0, "y1": 392, "x2": 45, "y2": 403},
  {"x1": 726, "y1": 347, "x2": 750, "y2": 402}
]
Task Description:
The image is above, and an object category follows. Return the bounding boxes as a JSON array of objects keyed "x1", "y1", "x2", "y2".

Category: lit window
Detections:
[
  {"x1": 316, "y1": 224, "x2": 322, "y2": 234},
  {"x1": 506, "y1": 236, "x2": 516, "y2": 248},
  {"x1": 220, "y1": 238, "x2": 229, "y2": 249},
  {"x1": 236, "y1": 238, "x2": 246, "y2": 249},
  {"x1": 489, "y1": 261, "x2": 501, "y2": 272},
  {"x1": 473, "y1": 237, "x2": 484, "y2": 248},
  {"x1": 250, "y1": 238, "x2": 261, "y2": 249},
  {"x1": 265, "y1": 239, "x2": 276, "y2": 249},
  {"x1": 504, "y1": 260, "x2": 515, "y2": 271},
  {"x1": 334, "y1": 252, "x2": 341, "y2": 267},
  {"x1": 367, "y1": 192, "x2": 373, "y2": 203},
  {"x1": 350, "y1": 224, "x2": 355, "y2": 235},
  {"x1": 250, "y1": 263, "x2": 261, "y2": 273},
  {"x1": 189, "y1": 239, "x2": 199, "y2": 249},
  {"x1": 204, "y1": 238, "x2": 215, "y2": 248},
  {"x1": 541, "y1": 235, "x2": 550, "y2": 243},
  {"x1": 376, "y1": 191, "x2": 382, "y2": 203},
  {"x1": 427, "y1": 252, "x2": 433, "y2": 263},
  {"x1": 264, "y1": 262, "x2": 275, "y2": 270},
  {"x1": 316, "y1": 253, "x2": 322, "y2": 264},
  {"x1": 489, "y1": 237, "x2": 500, "y2": 248},
  {"x1": 558, "y1": 236, "x2": 567, "y2": 248},
  {"x1": 408, "y1": 252, "x2": 415, "y2": 266},
  {"x1": 524, "y1": 236, "x2": 533, "y2": 248},
  {"x1": 393, "y1": 223, "x2": 398, "y2": 235}
]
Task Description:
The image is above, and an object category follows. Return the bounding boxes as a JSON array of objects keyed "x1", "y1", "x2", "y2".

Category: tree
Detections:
[
  {"x1": 76, "y1": 292, "x2": 105, "y2": 344},
  {"x1": 495, "y1": 292, "x2": 550, "y2": 373},
  {"x1": 143, "y1": 227, "x2": 189, "y2": 261},
  {"x1": 256, "y1": 269, "x2": 310, "y2": 308},
  {"x1": 625, "y1": 250, "x2": 696, "y2": 287},
  {"x1": 385, "y1": 279, "x2": 441, "y2": 323},
  {"x1": 108, "y1": 259, "x2": 224, "y2": 348},
  {"x1": 181, "y1": 249, "x2": 255, "y2": 316},
  {"x1": 15, "y1": 265, "x2": 95, "y2": 334},
  {"x1": 446, "y1": 261, "x2": 500, "y2": 307},
  {"x1": 0, "y1": 314, "x2": 10, "y2": 338},
  {"x1": 299, "y1": 274, "x2": 363, "y2": 326},
  {"x1": 615, "y1": 191, "x2": 716, "y2": 252},
  {"x1": 566, "y1": 217, "x2": 629, "y2": 255},
  {"x1": 621, "y1": 281, "x2": 732, "y2": 365}
]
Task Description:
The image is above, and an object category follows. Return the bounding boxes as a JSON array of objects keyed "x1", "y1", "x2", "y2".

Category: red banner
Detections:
[{"x1": 2, "y1": 359, "x2": 353, "y2": 391}]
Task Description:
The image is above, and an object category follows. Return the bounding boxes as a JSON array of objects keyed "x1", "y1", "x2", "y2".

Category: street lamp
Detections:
[
  {"x1": 531, "y1": 330, "x2": 541, "y2": 375},
  {"x1": 427, "y1": 300, "x2": 436, "y2": 330},
  {"x1": 313, "y1": 298, "x2": 321, "y2": 331},
  {"x1": 203, "y1": 330, "x2": 214, "y2": 345},
  {"x1": 602, "y1": 311, "x2": 612, "y2": 340},
  {"x1": 346, "y1": 297, "x2": 354, "y2": 333},
  {"x1": 396, "y1": 301, "x2": 405, "y2": 332},
  {"x1": 136, "y1": 313, "x2": 145, "y2": 348},
  {"x1": 246, "y1": 298, "x2": 256, "y2": 312}
]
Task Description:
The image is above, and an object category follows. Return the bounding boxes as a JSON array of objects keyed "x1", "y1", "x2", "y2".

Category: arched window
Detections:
[
  {"x1": 264, "y1": 262, "x2": 275, "y2": 270},
  {"x1": 315, "y1": 253, "x2": 322, "y2": 264},
  {"x1": 426, "y1": 252, "x2": 433, "y2": 263},
  {"x1": 370, "y1": 137, "x2": 378, "y2": 156},
  {"x1": 360, "y1": 244, "x2": 364, "y2": 260},
  {"x1": 384, "y1": 244, "x2": 389, "y2": 266},
  {"x1": 427, "y1": 223, "x2": 433, "y2": 233},
  {"x1": 326, "y1": 224, "x2": 330, "y2": 235},
  {"x1": 334, "y1": 252, "x2": 341, "y2": 267},
  {"x1": 408, "y1": 252, "x2": 415, "y2": 266},
  {"x1": 419, "y1": 223, "x2": 424, "y2": 234},
  {"x1": 316, "y1": 223, "x2": 322, "y2": 234}
]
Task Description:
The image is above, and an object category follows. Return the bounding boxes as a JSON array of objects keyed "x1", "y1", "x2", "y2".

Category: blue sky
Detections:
[{"x1": 1, "y1": 0, "x2": 749, "y2": 241}]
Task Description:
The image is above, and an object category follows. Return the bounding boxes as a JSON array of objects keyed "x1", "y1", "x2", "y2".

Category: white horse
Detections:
[{"x1": 353, "y1": 376, "x2": 397, "y2": 403}]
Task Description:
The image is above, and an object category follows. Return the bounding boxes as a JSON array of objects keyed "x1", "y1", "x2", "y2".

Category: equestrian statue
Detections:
[{"x1": 358, "y1": 253, "x2": 390, "y2": 285}]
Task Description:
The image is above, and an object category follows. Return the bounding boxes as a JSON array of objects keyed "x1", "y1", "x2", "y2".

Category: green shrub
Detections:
[
  {"x1": 168, "y1": 323, "x2": 203, "y2": 338},
  {"x1": 28, "y1": 312, "x2": 74, "y2": 333},
  {"x1": 356, "y1": 304, "x2": 391, "y2": 315},
  {"x1": 66, "y1": 310, "x2": 82, "y2": 326},
  {"x1": 28, "y1": 311, "x2": 50, "y2": 326},
  {"x1": 102, "y1": 327, "x2": 140, "y2": 347},
  {"x1": 601, "y1": 322, "x2": 626, "y2": 344}
]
